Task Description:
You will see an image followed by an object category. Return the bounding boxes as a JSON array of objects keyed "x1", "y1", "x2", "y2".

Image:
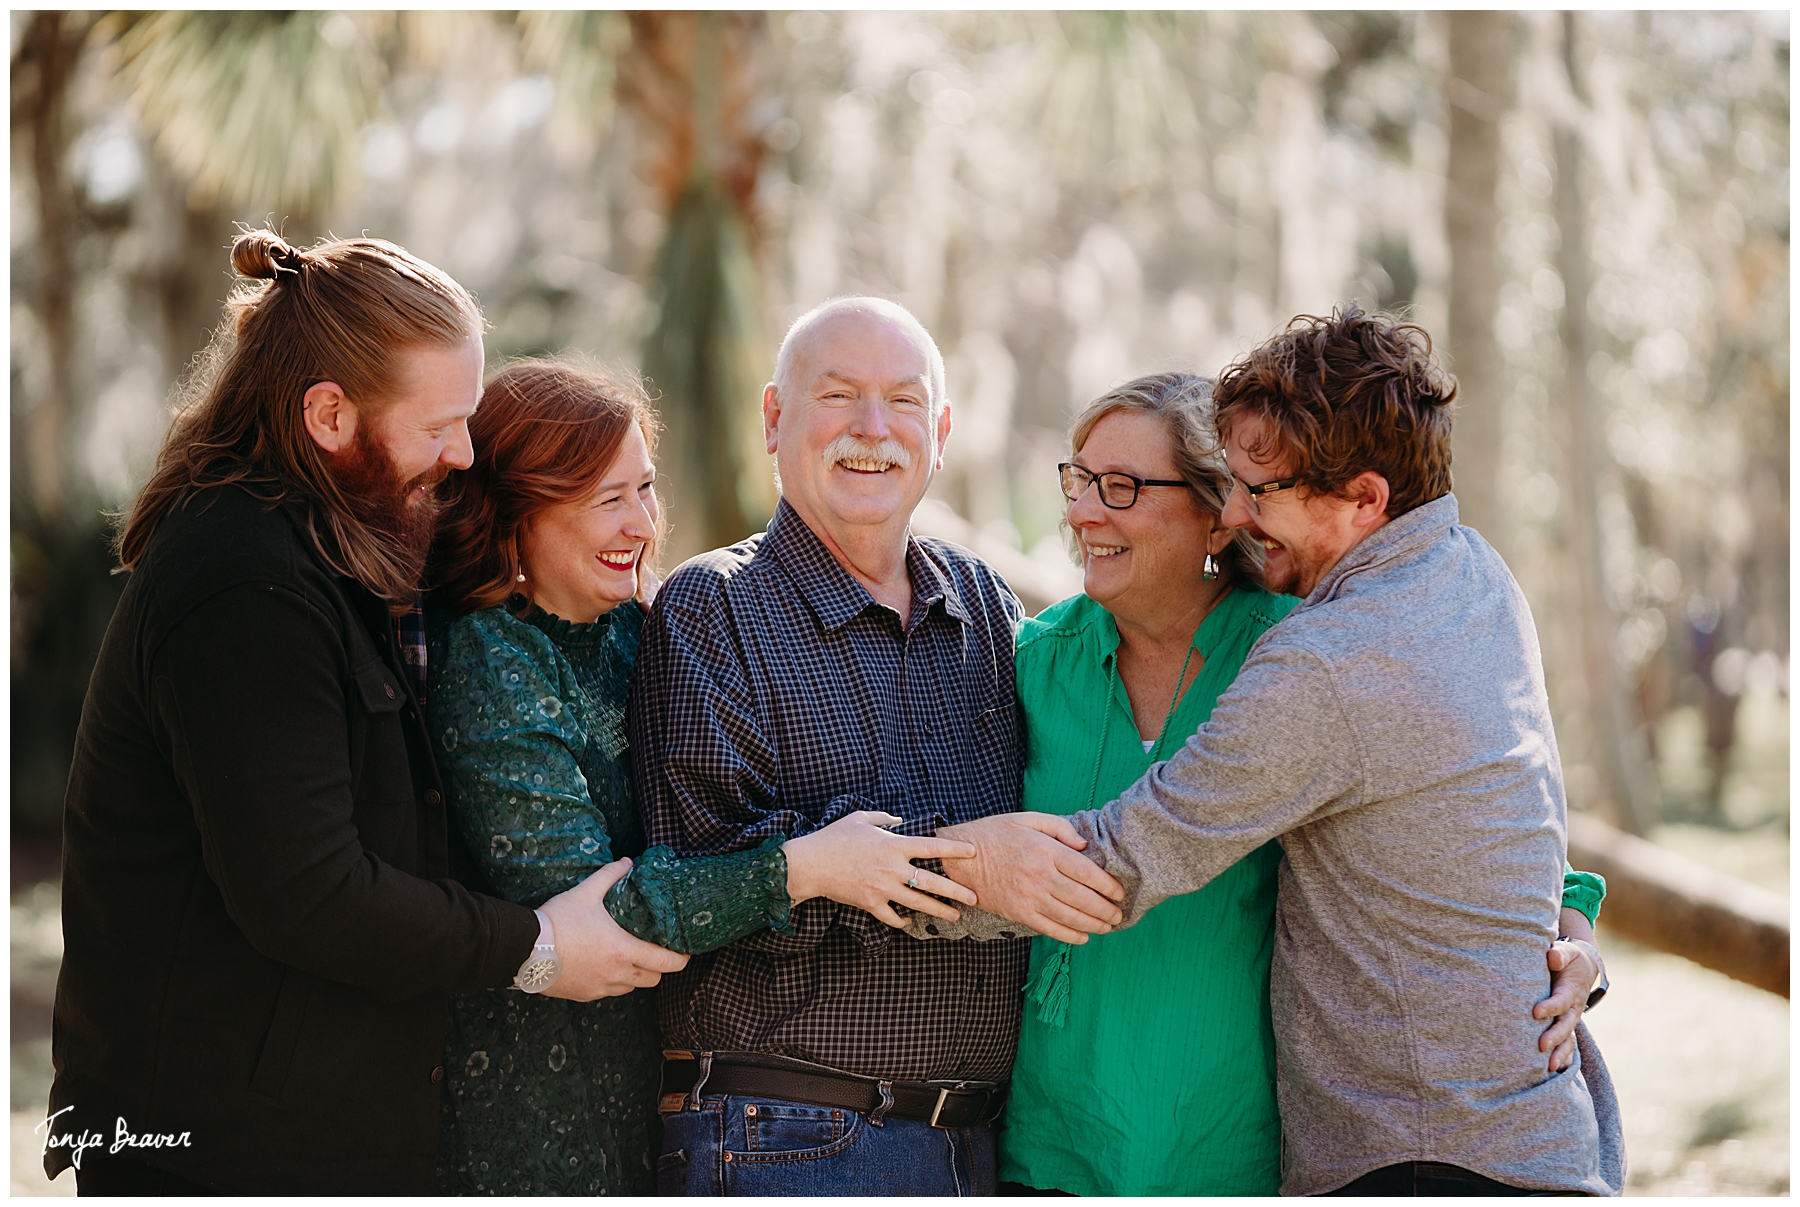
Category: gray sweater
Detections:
[{"x1": 1069, "y1": 493, "x2": 1610, "y2": 1196}]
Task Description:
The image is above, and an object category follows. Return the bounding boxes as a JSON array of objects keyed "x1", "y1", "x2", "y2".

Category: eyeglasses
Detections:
[
  {"x1": 1228, "y1": 473, "x2": 1300, "y2": 515},
  {"x1": 1058, "y1": 462, "x2": 1192, "y2": 510}
]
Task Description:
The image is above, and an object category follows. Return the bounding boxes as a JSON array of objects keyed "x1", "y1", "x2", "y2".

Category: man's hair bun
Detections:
[{"x1": 231, "y1": 229, "x2": 303, "y2": 280}]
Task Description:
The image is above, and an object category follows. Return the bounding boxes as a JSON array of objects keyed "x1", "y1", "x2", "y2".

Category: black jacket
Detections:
[{"x1": 48, "y1": 485, "x2": 538, "y2": 1193}]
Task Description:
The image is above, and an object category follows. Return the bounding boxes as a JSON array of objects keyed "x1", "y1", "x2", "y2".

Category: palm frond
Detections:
[
  {"x1": 1034, "y1": 12, "x2": 1208, "y2": 194},
  {"x1": 112, "y1": 12, "x2": 386, "y2": 215},
  {"x1": 518, "y1": 10, "x2": 629, "y2": 137}
]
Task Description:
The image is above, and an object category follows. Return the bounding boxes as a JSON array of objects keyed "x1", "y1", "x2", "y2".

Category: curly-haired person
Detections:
[{"x1": 945, "y1": 305, "x2": 1623, "y2": 1197}]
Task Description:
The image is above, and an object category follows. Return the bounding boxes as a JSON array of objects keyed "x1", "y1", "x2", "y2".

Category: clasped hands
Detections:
[
  {"x1": 518, "y1": 809, "x2": 1124, "y2": 1002},
  {"x1": 787, "y1": 809, "x2": 1127, "y2": 946},
  {"x1": 780, "y1": 807, "x2": 1133, "y2": 950},
  {"x1": 933, "y1": 812, "x2": 1127, "y2": 944},
  {"x1": 535, "y1": 809, "x2": 1604, "y2": 1071}
]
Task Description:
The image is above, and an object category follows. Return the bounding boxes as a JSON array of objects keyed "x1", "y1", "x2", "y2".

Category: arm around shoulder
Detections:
[{"x1": 1070, "y1": 640, "x2": 1363, "y2": 924}]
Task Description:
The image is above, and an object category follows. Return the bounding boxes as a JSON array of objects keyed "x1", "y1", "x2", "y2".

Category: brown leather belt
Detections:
[{"x1": 659, "y1": 1050, "x2": 1006, "y2": 1130}]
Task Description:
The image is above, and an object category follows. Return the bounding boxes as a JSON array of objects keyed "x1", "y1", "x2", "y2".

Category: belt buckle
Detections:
[{"x1": 928, "y1": 1086, "x2": 953, "y2": 1129}]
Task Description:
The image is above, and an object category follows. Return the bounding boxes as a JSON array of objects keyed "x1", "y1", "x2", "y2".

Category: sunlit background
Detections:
[{"x1": 10, "y1": 11, "x2": 1789, "y2": 1195}]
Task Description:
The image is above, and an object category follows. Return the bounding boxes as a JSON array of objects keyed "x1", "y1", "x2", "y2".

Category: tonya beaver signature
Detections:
[{"x1": 36, "y1": 1106, "x2": 193, "y2": 1169}]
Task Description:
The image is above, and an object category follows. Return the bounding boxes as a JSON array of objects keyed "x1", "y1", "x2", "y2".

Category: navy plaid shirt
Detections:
[
  {"x1": 628, "y1": 499, "x2": 1030, "y2": 1083},
  {"x1": 394, "y1": 603, "x2": 428, "y2": 709}
]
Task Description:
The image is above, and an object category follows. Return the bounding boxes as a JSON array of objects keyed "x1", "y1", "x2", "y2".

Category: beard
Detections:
[{"x1": 322, "y1": 424, "x2": 447, "y2": 573}]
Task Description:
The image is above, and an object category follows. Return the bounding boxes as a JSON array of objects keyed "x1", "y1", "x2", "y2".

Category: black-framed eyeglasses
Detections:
[
  {"x1": 1058, "y1": 462, "x2": 1192, "y2": 510},
  {"x1": 1228, "y1": 473, "x2": 1301, "y2": 515}
]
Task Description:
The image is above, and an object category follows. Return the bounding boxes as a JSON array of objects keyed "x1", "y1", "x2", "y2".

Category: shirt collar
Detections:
[
  {"x1": 1079, "y1": 581, "x2": 1261, "y2": 670},
  {"x1": 765, "y1": 498, "x2": 971, "y2": 633},
  {"x1": 1301, "y1": 491, "x2": 1460, "y2": 607}
]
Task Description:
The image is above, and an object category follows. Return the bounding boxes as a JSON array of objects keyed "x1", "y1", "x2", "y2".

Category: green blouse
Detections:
[
  {"x1": 428, "y1": 601, "x2": 792, "y2": 1195},
  {"x1": 999, "y1": 586, "x2": 1606, "y2": 1196}
]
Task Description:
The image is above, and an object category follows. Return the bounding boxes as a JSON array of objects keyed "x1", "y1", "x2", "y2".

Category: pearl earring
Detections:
[
  {"x1": 516, "y1": 569, "x2": 527, "y2": 583},
  {"x1": 1202, "y1": 553, "x2": 1219, "y2": 581}
]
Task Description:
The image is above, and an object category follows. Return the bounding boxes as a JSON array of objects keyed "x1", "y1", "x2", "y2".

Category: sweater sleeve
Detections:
[{"x1": 1068, "y1": 641, "x2": 1365, "y2": 927}]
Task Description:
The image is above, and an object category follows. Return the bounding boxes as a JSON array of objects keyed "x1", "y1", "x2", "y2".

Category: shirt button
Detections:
[
  {"x1": 425, "y1": 789, "x2": 442, "y2": 806},
  {"x1": 430, "y1": 1066, "x2": 445, "y2": 1084},
  {"x1": 385, "y1": 684, "x2": 396, "y2": 700}
]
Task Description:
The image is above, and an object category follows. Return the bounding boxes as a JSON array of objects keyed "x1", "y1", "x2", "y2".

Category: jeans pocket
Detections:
[
  {"x1": 656, "y1": 1149, "x2": 688, "y2": 1196},
  {"x1": 743, "y1": 1101, "x2": 853, "y2": 1156}
]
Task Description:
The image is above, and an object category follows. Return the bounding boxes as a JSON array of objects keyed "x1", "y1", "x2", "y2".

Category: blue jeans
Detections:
[{"x1": 658, "y1": 1093, "x2": 995, "y2": 1196}]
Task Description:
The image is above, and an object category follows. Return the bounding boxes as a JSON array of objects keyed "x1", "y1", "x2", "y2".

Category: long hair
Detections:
[
  {"x1": 1065, "y1": 372, "x2": 1266, "y2": 581},
  {"x1": 430, "y1": 360, "x2": 663, "y2": 617},
  {"x1": 116, "y1": 228, "x2": 484, "y2": 607}
]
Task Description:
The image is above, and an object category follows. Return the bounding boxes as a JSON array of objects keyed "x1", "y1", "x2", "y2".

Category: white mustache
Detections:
[{"x1": 821, "y1": 435, "x2": 913, "y2": 472}]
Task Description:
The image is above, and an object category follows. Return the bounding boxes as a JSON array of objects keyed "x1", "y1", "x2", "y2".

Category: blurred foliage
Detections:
[
  {"x1": 104, "y1": 11, "x2": 388, "y2": 216},
  {"x1": 9, "y1": 10, "x2": 1789, "y2": 838},
  {"x1": 517, "y1": 10, "x2": 629, "y2": 147},
  {"x1": 11, "y1": 519, "x2": 127, "y2": 832}
]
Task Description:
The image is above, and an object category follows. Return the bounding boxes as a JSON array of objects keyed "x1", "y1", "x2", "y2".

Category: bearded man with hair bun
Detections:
[{"x1": 49, "y1": 231, "x2": 686, "y2": 1195}]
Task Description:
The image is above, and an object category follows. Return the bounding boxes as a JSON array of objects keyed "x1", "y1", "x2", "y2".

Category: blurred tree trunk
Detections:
[
  {"x1": 1442, "y1": 11, "x2": 1510, "y2": 552},
  {"x1": 1553, "y1": 13, "x2": 1657, "y2": 835},
  {"x1": 14, "y1": 11, "x2": 90, "y2": 524},
  {"x1": 641, "y1": 180, "x2": 771, "y2": 558},
  {"x1": 623, "y1": 12, "x2": 775, "y2": 560}
]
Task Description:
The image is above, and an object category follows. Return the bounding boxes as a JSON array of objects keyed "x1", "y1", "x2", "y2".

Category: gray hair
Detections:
[
  {"x1": 1065, "y1": 372, "x2": 1266, "y2": 580},
  {"x1": 771, "y1": 296, "x2": 947, "y2": 412}
]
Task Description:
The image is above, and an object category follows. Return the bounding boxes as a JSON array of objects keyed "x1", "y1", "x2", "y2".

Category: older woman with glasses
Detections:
[{"x1": 977, "y1": 373, "x2": 1607, "y2": 1196}]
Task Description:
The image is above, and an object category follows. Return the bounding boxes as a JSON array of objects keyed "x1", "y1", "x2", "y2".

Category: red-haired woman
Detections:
[{"x1": 425, "y1": 360, "x2": 978, "y2": 1195}]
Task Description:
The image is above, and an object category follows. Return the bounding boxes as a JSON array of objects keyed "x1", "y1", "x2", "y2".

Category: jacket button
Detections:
[
  {"x1": 430, "y1": 1066, "x2": 445, "y2": 1084},
  {"x1": 385, "y1": 684, "x2": 396, "y2": 700},
  {"x1": 424, "y1": 789, "x2": 442, "y2": 806}
]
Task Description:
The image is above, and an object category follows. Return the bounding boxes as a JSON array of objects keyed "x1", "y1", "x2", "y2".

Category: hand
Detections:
[
  {"x1": 1533, "y1": 908, "x2": 1604, "y2": 1073},
  {"x1": 783, "y1": 811, "x2": 979, "y2": 928},
  {"x1": 936, "y1": 813, "x2": 1125, "y2": 946},
  {"x1": 537, "y1": 858, "x2": 690, "y2": 1001}
]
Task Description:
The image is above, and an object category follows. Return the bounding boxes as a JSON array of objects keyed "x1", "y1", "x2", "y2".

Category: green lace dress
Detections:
[{"x1": 429, "y1": 600, "x2": 793, "y2": 1196}]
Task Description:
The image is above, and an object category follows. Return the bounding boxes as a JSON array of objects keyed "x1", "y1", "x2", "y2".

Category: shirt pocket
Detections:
[
  {"x1": 348, "y1": 660, "x2": 412, "y2": 805},
  {"x1": 351, "y1": 661, "x2": 405, "y2": 714}
]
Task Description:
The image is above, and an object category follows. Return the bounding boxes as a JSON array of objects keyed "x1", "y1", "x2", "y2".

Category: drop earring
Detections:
[
  {"x1": 516, "y1": 568, "x2": 527, "y2": 583},
  {"x1": 1202, "y1": 553, "x2": 1219, "y2": 581}
]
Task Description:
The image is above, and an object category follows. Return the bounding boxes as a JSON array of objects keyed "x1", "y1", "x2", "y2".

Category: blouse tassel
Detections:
[{"x1": 1023, "y1": 942, "x2": 1074, "y2": 1029}]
